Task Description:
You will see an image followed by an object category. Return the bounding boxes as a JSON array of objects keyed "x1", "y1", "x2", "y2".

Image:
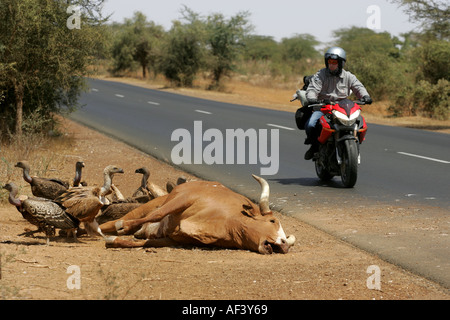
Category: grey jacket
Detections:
[{"x1": 306, "y1": 68, "x2": 369, "y2": 102}]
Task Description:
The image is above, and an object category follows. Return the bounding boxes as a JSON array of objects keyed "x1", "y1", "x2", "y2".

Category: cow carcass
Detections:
[{"x1": 102, "y1": 175, "x2": 295, "y2": 254}]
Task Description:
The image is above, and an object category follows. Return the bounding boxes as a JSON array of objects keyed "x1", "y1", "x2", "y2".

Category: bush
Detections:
[
  {"x1": 391, "y1": 79, "x2": 449, "y2": 120},
  {"x1": 414, "y1": 79, "x2": 449, "y2": 120}
]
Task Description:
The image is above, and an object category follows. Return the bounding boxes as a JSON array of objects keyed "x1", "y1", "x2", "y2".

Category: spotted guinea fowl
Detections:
[
  {"x1": 55, "y1": 165, "x2": 124, "y2": 238},
  {"x1": 3, "y1": 182, "x2": 80, "y2": 244}
]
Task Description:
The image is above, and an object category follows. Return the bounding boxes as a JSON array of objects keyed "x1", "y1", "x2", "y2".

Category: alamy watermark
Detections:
[
  {"x1": 366, "y1": 265, "x2": 381, "y2": 291},
  {"x1": 171, "y1": 121, "x2": 280, "y2": 175},
  {"x1": 67, "y1": 265, "x2": 81, "y2": 290},
  {"x1": 67, "y1": 5, "x2": 81, "y2": 30},
  {"x1": 366, "y1": 5, "x2": 381, "y2": 30}
]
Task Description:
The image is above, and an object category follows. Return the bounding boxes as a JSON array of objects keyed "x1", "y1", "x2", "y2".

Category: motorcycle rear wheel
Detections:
[{"x1": 340, "y1": 140, "x2": 358, "y2": 188}]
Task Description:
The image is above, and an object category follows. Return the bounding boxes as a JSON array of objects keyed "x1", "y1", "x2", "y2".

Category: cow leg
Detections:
[
  {"x1": 105, "y1": 236, "x2": 177, "y2": 249},
  {"x1": 115, "y1": 195, "x2": 189, "y2": 235},
  {"x1": 100, "y1": 195, "x2": 168, "y2": 235}
]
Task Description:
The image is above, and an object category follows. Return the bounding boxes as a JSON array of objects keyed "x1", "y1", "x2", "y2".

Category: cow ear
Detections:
[{"x1": 241, "y1": 204, "x2": 256, "y2": 218}]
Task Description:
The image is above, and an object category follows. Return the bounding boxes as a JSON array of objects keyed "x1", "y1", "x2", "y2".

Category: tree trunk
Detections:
[
  {"x1": 14, "y1": 82, "x2": 24, "y2": 137},
  {"x1": 142, "y1": 64, "x2": 147, "y2": 79}
]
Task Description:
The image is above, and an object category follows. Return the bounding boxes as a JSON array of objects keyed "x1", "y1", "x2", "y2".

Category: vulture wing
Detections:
[
  {"x1": 31, "y1": 177, "x2": 68, "y2": 200},
  {"x1": 22, "y1": 199, "x2": 79, "y2": 229},
  {"x1": 57, "y1": 187, "x2": 104, "y2": 222}
]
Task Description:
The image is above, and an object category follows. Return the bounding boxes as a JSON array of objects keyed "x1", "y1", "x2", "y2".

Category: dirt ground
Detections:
[{"x1": 1, "y1": 116, "x2": 449, "y2": 301}]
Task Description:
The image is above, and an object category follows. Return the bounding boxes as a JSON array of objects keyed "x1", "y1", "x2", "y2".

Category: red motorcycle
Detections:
[{"x1": 293, "y1": 95, "x2": 368, "y2": 188}]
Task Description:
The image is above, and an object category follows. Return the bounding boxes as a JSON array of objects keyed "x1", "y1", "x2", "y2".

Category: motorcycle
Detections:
[{"x1": 292, "y1": 91, "x2": 368, "y2": 188}]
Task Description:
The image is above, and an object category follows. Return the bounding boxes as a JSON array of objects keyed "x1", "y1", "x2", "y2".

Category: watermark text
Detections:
[
  {"x1": 67, "y1": 5, "x2": 81, "y2": 30},
  {"x1": 366, "y1": 265, "x2": 381, "y2": 291},
  {"x1": 171, "y1": 121, "x2": 279, "y2": 175},
  {"x1": 366, "y1": 5, "x2": 381, "y2": 30}
]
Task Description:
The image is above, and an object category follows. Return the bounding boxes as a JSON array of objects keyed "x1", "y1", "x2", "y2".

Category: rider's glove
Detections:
[{"x1": 362, "y1": 95, "x2": 373, "y2": 105}]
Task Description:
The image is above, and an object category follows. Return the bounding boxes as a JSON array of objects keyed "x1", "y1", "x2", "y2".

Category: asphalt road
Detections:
[{"x1": 70, "y1": 78, "x2": 450, "y2": 289}]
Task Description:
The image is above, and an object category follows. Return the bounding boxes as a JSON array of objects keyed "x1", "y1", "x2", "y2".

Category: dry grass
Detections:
[{"x1": 0, "y1": 123, "x2": 81, "y2": 202}]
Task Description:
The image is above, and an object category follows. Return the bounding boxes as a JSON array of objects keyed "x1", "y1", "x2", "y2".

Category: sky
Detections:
[{"x1": 101, "y1": 0, "x2": 420, "y2": 48}]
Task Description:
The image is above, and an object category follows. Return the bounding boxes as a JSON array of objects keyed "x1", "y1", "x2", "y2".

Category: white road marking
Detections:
[
  {"x1": 397, "y1": 152, "x2": 450, "y2": 164},
  {"x1": 195, "y1": 109, "x2": 212, "y2": 115},
  {"x1": 267, "y1": 123, "x2": 295, "y2": 131},
  {"x1": 115, "y1": 94, "x2": 125, "y2": 98},
  {"x1": 91, "y1": 88, "x2": 99, "y2": 92},
  {"x1": 148, "y1": 101, "x2": 160, "y2": 105}
]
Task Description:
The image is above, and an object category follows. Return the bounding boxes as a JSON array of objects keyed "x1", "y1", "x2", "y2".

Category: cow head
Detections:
[{"x1": 238, "y1": 175, "x2": 295, "y2": 254}]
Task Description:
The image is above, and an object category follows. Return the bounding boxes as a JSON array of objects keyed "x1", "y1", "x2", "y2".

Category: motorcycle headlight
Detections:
[{"x1": 333, "y1": 110, "x2": 360, "y2": 126}]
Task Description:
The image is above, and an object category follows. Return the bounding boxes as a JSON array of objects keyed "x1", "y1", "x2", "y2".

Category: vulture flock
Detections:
[{"x1": 3, "y1": 161, "x2": 179, "y2": 244}]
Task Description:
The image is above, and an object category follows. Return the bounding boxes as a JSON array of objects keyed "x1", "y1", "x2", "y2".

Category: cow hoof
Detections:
[
  {"x1": 104, "y1": 236, "x2": 118, "y2": 248},
  {"x1": 115, "y1": 220, "x2": 125, "y2": 235}
]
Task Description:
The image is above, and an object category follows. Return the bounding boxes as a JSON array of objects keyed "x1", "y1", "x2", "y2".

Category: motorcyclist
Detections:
[{"x1": 303, "y1": 47, "x2": 372, "y2": 160}]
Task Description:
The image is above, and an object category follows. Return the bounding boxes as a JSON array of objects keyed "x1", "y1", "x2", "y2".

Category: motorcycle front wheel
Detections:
[{"x1": 340, "y1": 139, "x2": 358, "y2": 188}]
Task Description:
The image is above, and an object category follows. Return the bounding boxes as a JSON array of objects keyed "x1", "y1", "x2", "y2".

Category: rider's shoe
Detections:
[{"x1": 304, "y1": 144, "x2": 319, "y2": 160}]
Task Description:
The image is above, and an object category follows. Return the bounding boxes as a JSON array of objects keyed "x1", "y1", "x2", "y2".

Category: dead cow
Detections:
[{"x1": 103, "y1": 175, "x2": 295, "y2": 254}]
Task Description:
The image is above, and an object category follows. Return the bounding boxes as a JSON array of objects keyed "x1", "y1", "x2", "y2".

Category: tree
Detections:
[
  {"x1": 280, "y1": 34, "x2": 320, "y2": 75},
  {"x1": 332, "y1": 27, "x2": 403, "y2": 99},
  {"x1": 243, "y1": 35, "x2": 279, "y2": 61},
  {"x1": 391, "y1": 0, "x2": 449, "y2": 40},
  {"x1": 111, "y1": 12, "x2": 164, "y2": 78},
  {"x1": 205, "y1": 11, "x2": 252, "y2": 89},
  {"x1": 0, "y1": 0, "x2": 108, "y2": 138},
  {"x1": 159, "y1": 20, "x2": 205, "y2": 87},
  {"x1": 156, "y1": 7, "x2": 206, "y2": 87},
  {"x1": 414, "y1": 40, "x2": 450, "y2": 84},
  {"x1": 389, "y1": 2, "x2": 449, "y2": 119}
]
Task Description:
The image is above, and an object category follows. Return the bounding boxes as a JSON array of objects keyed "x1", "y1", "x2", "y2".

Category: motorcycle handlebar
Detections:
[
  {"x1": 290, "y1": 91, "x2": 367, "y2": 106},
  {"x1": 309, "y1": 100, "x2": 366, "y2": 107}
]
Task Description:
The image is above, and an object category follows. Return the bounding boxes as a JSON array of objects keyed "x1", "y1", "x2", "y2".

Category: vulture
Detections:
[
  {"x1": 96, "y1": 167, "x2": 178, "y2": 224},
  {"x1": 131, "y1": 167, "x2": 152, "y2": 203},
  {"x1": 73, "y1": 161, "x2": 86, "y2": 187},
  {"x1": 166, "y1": 176, "x2": 187, "y2": 193},
  {"x1": 3, "y1": 182, "x2": 80, "y2": 244},
  {"x1": 55, "y1": 165, "x2": 124, "y2": 238},
  {"x1": 113, "y1": 166, "x2": 163, "y2": 203},
  {"x1": 95, "y1": 201, "x2": 143, "y2": 225},
  {"x1": 96, "y1": 167, "x2": 151, "y2": 224},
  {"x1": 15, "y1": 160, "x2": 85, "y2": 200}
]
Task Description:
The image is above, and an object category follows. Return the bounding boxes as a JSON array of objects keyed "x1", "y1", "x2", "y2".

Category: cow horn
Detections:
[
  {"x1": 286, "y1": 235, "x2": 296, "y2": 247},
  {"x1": 252, "y1": 174, "x2": 271, "y2": 215}
]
